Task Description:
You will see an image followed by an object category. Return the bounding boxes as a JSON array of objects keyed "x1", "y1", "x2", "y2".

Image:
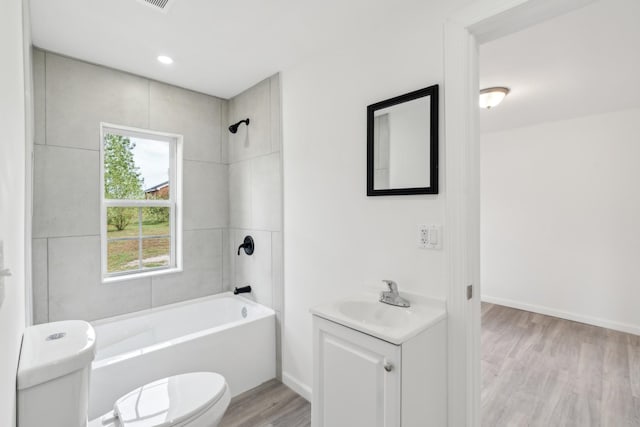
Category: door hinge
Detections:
[{"x1": 466, "y1": 285, "x2": 473, "y2": 300}]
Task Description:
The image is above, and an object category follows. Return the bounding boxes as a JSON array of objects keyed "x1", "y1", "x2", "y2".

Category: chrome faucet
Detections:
[{"x1": 379, "y1": 280, "x2": 410, "y2": 308}]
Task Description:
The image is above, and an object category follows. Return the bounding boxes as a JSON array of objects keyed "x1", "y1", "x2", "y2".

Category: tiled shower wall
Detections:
[
  {"x1": 31, "y1": 48, "x2": 283, "y2": 362},
  {"x1": 226, "y1": 76, "x2": 283, "y2": 376},
  {"x1": 32, "y1": 49, "x2": 228, "y2": 323}
]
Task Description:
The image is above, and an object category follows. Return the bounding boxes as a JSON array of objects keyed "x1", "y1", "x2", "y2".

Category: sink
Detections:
[
  {"x1": 337, "y1": 301, "x2": 415, "y2": 328},
  {"x1": 311, "y1": 291, "x2": 446, "y2": 345}
]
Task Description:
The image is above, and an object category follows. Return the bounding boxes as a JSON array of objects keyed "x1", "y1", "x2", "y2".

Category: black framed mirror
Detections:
[{"x1": 367, "y1": 84, "x2": 439, "y2": 196}]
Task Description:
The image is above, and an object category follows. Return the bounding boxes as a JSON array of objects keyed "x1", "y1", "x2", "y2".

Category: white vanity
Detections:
[{"x1": 311, "y1": 291, "x2": 447, "y2": 427}]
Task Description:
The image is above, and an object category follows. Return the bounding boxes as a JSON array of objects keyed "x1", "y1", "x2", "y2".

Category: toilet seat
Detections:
[{"x1": 113, "y1": 372, "x2": 228, "y2": 427}]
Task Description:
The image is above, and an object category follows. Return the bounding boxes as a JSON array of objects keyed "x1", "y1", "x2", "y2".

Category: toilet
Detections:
[{"x1": 17, "y1": 320, "x2": 231, "y2": 427}]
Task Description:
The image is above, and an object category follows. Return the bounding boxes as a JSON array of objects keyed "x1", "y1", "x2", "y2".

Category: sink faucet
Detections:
[{"x1": 379, "y1": 280, "x2": 410, "y2": 308}]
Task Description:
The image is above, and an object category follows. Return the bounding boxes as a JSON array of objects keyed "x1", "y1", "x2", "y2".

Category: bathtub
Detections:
[{"x1": 88, "y1": 292, "x2": 276, "y2": 419}]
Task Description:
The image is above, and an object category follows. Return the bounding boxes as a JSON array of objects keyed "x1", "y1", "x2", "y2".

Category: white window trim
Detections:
[{"x1": 99, "y1": 122, "x2": 183, "y2": 284}]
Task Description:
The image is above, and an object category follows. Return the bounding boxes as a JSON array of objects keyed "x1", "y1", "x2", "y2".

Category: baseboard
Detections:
[
  {"x1": 481, "y1": 295, "x2": 640, "y2": 336},
  {"x1": 282, "y1": 372, "x2": 312, "y2": 402}
]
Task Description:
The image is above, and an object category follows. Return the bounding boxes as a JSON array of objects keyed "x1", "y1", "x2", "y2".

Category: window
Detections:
[{"x1": 100, "y1": 124, "x2": 182, "y2": 282}]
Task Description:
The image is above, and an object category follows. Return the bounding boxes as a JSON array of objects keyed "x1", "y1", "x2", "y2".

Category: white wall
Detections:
[
  {"x1": 281, "y1": 0, "x2": 471, "y2": 397},
  {"x1": 0, "y1": 0, "x2": 28, "y2": 425},
  {"x1": 481, "y1": 108, "x2": 640, "y2": 334}
]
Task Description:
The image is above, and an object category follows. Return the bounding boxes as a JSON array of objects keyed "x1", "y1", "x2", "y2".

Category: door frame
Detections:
[{"x1": 442, "y1": 0, "x2": 598, "y2": 425}]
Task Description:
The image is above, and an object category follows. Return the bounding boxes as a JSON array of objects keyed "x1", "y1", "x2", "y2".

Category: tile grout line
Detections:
[
  {"x1": 150, "y1": 270, "x2": 154, "y2": 309},
  {"x1": 184, "y1": 157, "x2": 227, "y2": 166},
  {"x1": 221, "y1": 228, "x2": 225, "y2": 292},
  {"x1": 269, "y1": 77, "x2": 273, "y2": 153},
  {"x1": 40, "y1": 143, "x2": 99, "y2": 153},
  {"x1": 37, "y1": 226, "x2": 232, "y2": 241},
  {"x1": 228, "y1": 150, "x2": 281, "y2": 167},
  {"x1": 249, "y1": 156, "x2": 254, "y2": 229},
  {"x1": 43, "y1": 50, "x2": 47, "y2": 146},
  {"x1": 44, "y1": 52, "x2": 49, "y2": 322},
  {"x1": 45, "y1": 237, "x2": 50, "y2": 323},
  {"x1": 147, "y1": 80, "x2": 150, "y2": 130}
]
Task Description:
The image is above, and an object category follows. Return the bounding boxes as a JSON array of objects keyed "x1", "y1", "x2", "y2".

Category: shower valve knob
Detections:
[{"x1": 237, "y1": 235, "x2": 255, "y2": 256}]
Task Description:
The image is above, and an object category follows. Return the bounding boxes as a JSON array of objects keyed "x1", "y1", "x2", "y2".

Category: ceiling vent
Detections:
[{"x1": 136, "y1": 0, "x2": 175, "y2": 13}]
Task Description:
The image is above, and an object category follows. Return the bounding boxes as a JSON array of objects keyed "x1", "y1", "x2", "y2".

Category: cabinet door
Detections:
[{"x1": 313, "y1": 317, "x2": 401, "y2": 427}]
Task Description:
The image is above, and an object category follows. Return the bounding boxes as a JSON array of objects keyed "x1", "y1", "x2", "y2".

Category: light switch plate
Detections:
[{"x1": 0, "y1": 241, "x2": 5, "y2": 309}]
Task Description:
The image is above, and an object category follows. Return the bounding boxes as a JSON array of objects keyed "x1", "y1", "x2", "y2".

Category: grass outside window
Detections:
[{"x1": 106, "y1": 208, "x2": 171, "y2": 273}]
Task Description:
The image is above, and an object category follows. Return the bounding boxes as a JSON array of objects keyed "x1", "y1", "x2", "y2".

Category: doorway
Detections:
[
  {"x1": 477, "y1": 1, "x2": 640, "y2": 424},
  {"x1": 444, "y1": 0, "x2": 611, "y2": 425}
]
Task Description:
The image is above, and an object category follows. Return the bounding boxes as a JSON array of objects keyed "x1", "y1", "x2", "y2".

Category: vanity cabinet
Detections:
[{"x1": 312, "y1": 315, "x2": 447, "y2": 427}]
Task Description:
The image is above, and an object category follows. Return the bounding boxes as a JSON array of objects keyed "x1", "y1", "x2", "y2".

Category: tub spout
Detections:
[{"x1": 234, "y1": 285, "x2": 252, "y2": 295}]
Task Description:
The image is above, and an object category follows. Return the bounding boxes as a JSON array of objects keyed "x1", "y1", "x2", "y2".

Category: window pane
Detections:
[
  {"x1": 135, "y1": 138, "x2": 170, "y2": 200},
  {"x1": 103, "y1": 133, "x2": 170, "y2": 200},
  {"x1": 107, "y1": 240, "x2": 140, "y2": 273},
  {"x1": 141, "y1": 207, "x2": 170, "y2": 236},
  {"x1": 142, "y1": 238, "x2": 170, "y2": 269},
  {"x1": 107, "y1": 207, "x2": 139, "y2": 237}
]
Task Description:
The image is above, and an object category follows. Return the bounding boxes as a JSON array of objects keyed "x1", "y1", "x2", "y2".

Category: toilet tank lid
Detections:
[{"x1": 17, "y1": 320, "x2": 97, "y2": 390}]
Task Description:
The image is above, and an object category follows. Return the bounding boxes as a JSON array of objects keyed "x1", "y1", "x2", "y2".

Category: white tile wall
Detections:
[
  {"x1": 220, "y1": 102, "x2": 229, "y2": 164},
  {"x1": 45, "y1": 53, "x2": 149, "y2": 150},
  {"x1": 32, "y1": 50, "x2": 232, "y2": 322},
  {"x1": 33, "y1": 48, "x2": 45, "y2": 146},
  {"x1": 33, "y1": 145, "x2": 100, "y2": 238},
  {"x1": 229, "y1": 154, "x2": 282, "y2": 231},
  {"x1": 31, "y1": 50, "x2": 283, "y2": 376},
  {"x1": 232, "y1": 229, "x2": 272, "y2": 307},
  {"x1": 151, "y1": 229, "x2": 223, "y2": 306},
  {"x1": 48, "y1": 236, "x2": 151, "y2": 321},
  {"x1": 228, "y1": 79, "x2": 271, "y2": 163},
  {"x1": 271, "y1": 231, "x2": 283, "y2": 313},
  {"x1": 270, "y1": 74, "x2": 282, "y2": 153},
  {"x1": 222, "y1": 228, "x2": 231, "y2": 292},
  {"x1": 252, "y1": 153, "x2": 282, "y2": 231},
  {"x1": 32, "y1": 238, "x2": 48, "y2": 324},
  {"x1": 229, "y1": 160, "x2": 252, "y2": 229},
  {"x1": 183, "y1": 160, "x2": 229, "y2": 230},
  {"x1": 226, "y1": 75, "x2": 283, "y2": 377},
  {"x1": 149, "y1": 82, "x2": 224, "y2": 163}
]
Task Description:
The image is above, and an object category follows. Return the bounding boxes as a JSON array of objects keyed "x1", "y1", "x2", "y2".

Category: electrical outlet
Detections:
[
  {"x1": 418, "y1": 224, "x2": 442, "y2": 250},
  {"x1": 417, "y1": 224, "x2": 429, "y2": 248}
]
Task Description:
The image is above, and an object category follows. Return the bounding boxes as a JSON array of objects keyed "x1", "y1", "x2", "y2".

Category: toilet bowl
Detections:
[
  {"x1": 17, "y1": 320, "x2": 230, "y2": 427},
  {"x1": 89, "y1": 372, "x2": 231, "y2": 427}
]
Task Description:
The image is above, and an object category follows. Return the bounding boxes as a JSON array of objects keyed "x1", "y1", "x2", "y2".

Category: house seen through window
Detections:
[{"x1": 101, "y1": 124, "x2": 182, "y2": 280}]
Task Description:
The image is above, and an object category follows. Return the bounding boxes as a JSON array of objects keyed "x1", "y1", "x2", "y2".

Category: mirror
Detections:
[{"x1": 367, "y1": 85, "x2": 439, "y2": 196}]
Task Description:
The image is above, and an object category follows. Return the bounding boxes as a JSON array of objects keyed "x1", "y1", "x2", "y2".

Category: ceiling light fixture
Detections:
[
  {"x1": 479, "y1": 87, "x2": 510, "y2": 109},
  {"x1": 157, "y1": 55, "x2": 174, "y2": 65}
]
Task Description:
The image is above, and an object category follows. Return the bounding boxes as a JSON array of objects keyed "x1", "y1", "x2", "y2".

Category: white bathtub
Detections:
[{"x1": 88, "y1": 292, "x2": 276, "y2": 419}]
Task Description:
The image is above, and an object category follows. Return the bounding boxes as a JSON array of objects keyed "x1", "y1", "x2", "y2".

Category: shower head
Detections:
[{"x1": 229, "y1": 118, "x2": 250, "y2": 134}]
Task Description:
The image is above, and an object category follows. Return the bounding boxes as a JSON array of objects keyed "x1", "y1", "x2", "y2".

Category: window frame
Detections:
[{"x1": 100, "y1": 123, "x2": 183, "y2": 283}]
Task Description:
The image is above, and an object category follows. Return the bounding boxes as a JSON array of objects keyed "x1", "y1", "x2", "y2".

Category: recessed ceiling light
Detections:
[
  {"x1": 157, "y1": 55, "x2": 174, "y2": 65},
  {"x1": 479, "y1": 87, "x2": 510, "y2": 109}
]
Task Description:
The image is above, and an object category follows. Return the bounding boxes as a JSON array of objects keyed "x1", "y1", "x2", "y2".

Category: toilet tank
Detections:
[{"x1": 17, "y1": 320, "x2": 97, "y2": 427}]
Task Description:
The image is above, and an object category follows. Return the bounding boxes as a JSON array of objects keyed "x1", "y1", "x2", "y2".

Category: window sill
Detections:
[{"x1": 102, "y1": 267, "x2": 183, "y2": 284}]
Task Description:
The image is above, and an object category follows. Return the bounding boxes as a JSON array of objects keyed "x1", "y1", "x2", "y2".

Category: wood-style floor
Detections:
[
  {"x1": 218, "y1": 304, "x2": 639, "y2": 426},
  {"x1": 219, "y1": 379, "x2": 311, "y2": 427},
  {"x1": 482, "y1": 302, "x2": 640, "y2": 426}
]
